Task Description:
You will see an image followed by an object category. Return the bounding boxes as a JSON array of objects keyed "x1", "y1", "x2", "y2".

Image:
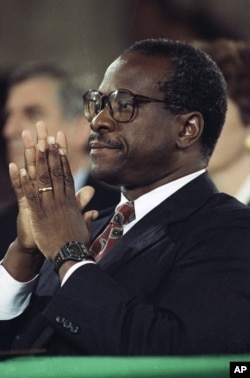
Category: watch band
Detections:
[{"x1": 54, "y1": 241, "x2": 94, "y2": 272}]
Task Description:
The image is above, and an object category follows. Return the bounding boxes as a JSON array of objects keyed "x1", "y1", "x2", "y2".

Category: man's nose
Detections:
[
  {"x1": 90, "y1": 106, "x2": 116, "y2": 133},
  {"x1": 2, "y1": 115, "x2": 23, "y2": 139}
]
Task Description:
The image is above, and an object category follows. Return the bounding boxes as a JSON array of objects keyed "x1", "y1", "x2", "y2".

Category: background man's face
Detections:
[{"x1": 3, "y1": 77, "x2": 65, "y2": 167}]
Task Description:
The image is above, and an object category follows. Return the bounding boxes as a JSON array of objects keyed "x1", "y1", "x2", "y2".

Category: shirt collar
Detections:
[{"x1": 119, "y1": 169, "x2": 206, "y2": 233}]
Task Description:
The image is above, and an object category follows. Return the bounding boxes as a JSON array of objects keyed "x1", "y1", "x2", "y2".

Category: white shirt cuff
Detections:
[
  {"x1": 0, "y1": 264, "x2": 38, "y2": 320},
  {"x1": 61, "y1": 260, "x2": 96, "y2": 286},
  {"x1": 0, "y1": 259, "x2": 96, "y2": 320}
]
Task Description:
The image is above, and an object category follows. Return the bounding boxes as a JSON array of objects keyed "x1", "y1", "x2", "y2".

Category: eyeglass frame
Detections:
[{"x1": 82, "y1": 88, "x2": 169, "y2": 123}]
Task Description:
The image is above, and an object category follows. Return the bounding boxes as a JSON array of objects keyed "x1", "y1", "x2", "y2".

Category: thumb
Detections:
[
  {"x1": 9, "y1": 162, "x2": 23, "y2": 202},
  {"x1": 83, "y1": 210, "x2": 99, "y2": 231},
  {"x1": 76, "y1": 186, "x2": 95, "y2": 212},
  {"x1": 82, "y1": 210, "x2": 98, "y2": 239}
]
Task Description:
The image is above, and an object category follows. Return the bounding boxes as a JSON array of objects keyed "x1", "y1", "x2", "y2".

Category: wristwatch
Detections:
[{"x1": 54, "y1": 241, "x2": 94, "y2": 272}]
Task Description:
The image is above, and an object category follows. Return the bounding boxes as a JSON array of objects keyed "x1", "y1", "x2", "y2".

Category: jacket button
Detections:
[
  {"x1": 56, "y1": 315, "x2": 65, "y2": 324},
  {"x1": 63, "y1": 319, "x2": 72, "y2": 329},
  {"x1": 70, "y1": 324, "x2": 80, "y2": 334}
]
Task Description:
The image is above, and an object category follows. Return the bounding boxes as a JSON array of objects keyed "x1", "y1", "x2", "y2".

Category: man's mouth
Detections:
[
  {"x1": 88, "y1": 134, "x2": 123, "y2": 151},
  {"x1": 89, "y1": 141, "x2": 116, "y2": 150}
]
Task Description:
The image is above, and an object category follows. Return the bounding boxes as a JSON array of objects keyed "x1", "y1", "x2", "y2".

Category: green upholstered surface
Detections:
[{"x1": 1, "y1": 355, "x2": 250, "y2": 378}]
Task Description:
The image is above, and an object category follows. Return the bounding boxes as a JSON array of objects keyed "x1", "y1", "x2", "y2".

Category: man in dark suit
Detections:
[
  {"x1": 1, "y1": 39, "x2": 250, "y2": 357},
  {"x1": 0, "y1": 62, "x2": 120, "y2": 256}
]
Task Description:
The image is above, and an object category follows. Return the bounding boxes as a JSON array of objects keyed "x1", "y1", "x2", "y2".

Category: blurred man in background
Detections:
[
  {"x1": 0, "y1": 71, "x2": 15, "y2": 214},
  {"x1": 193, "y1": 39, "x2": 250, "y2": 205}
]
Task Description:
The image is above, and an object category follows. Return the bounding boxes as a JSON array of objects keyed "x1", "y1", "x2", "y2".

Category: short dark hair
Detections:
[
  {"x1": 193, "y1": 38, "x2": 250, "y2": 126},
  {"x1": 124, "y1": 38, "x2": 227, "y2": 163},
  {"x1": 8, "y1": 61, "x2": 84, "y2": 121}
]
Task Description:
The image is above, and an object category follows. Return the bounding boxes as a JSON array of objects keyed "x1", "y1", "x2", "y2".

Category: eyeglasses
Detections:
[{"x1": 82, "y1": 89, "x2": 166, "y2": 123}]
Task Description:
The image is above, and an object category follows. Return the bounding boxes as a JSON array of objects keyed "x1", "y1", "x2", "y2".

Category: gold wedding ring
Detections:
[{"x1": 38, "y1": 186, "x2": 53, "y2": 193}]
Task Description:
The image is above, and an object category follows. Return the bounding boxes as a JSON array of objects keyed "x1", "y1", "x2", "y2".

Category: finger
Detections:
[
  {"x1": 57, "y1": 141, "x2": 75, "y2": 198},
  {"x1": 47, "y1": 135, "x2": 64, "y2": 197},
  {"x1": 56, "y1": 130, "x2": 68, "y2": 156},
  {"x1": 28, "y1": 122, "x2": 54, "y2": 200},
  {"x1": 19, "y1": 167, "x2": 43, "y2": 215},
  {"x1": 9, "y1": 162, "x2": 24, "y2": 202},
  {"x1": 56, "y1": 131, "x2": 73, "y2": 196},
  {"x1": 36, "y1": 135, "x2": 53, "y2": 194},
  {"x1": 36, "y1": 121, "x2": 48, "y2": 152},
  {"x1": 22, "y1": 130, "x2": 36, "y2": 180},
  {"x1": 76, "y1": 186, "x2": 96, "y2": 212},
  {"x1": 36, "y1": 121, "x2": 52, "y2": 191}
]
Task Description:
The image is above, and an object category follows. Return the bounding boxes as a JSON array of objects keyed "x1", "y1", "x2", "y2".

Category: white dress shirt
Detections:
[
  {"x1": 235, "y1": 175, "x2": 250, "y2": 205},
  {"x1": 73, "y1": 166, "x2": 89, "y2": 192},
  {"x1": 0, "y1": 169, "x2": 205, "y2": 320}
]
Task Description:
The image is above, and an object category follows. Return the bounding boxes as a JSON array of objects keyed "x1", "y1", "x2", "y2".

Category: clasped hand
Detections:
[{"x1": 9, "y1": 121, "x2": 98, "y2": 262}]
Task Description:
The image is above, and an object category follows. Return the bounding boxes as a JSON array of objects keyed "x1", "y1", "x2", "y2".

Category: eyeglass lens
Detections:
[
  {"x1": 83, "y1": 90, "x2": 102, "y2": 122},
  {"x1": 110, "y1": 91, "x2": 134, "y2": 122},
  {"x1": 83, "y1": 90, "x2": 135, "y2": 122}
]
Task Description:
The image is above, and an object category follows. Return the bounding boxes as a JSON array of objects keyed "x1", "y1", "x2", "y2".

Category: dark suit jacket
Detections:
[
  {"x1": 0, "y1": 174, "x2": 120, "y2": 258},
  {"x1": 1, "y1": 172, "x2": 250, "y2": 356}
]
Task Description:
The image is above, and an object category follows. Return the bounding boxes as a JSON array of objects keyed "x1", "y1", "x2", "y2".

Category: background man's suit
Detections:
[{"x1": 1, "y1": 173, "x2": 250, "y2": 356}]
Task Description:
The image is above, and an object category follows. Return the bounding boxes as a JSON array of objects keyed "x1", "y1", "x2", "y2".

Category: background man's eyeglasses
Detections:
[{"x1": 83, "y1": 89, "x2": 166, "y2": 123}]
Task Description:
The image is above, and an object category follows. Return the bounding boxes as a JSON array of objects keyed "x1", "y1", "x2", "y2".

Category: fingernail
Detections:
[
  {"x1": 38, "y1": 140, "x2": 45, "y2": 152},
  {"x1": 58, "y1": 148, "x2": 65, "y2": 155},
  {"x1": 20, "y1": 168, "x2": 27, "y2": 177},
  {"x1": 48, "y1": 136, "x2": 56, "y2": 145}
]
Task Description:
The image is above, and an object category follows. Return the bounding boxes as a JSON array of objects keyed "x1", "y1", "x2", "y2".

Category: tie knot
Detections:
[{"x1": 112, "y1": 201, "x2": 135, "y2": 226}]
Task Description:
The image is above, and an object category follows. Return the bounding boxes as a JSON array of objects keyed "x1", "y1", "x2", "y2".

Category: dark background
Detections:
[{"x1": 0, "y1": 0, "x2": 249, "y2": 88}]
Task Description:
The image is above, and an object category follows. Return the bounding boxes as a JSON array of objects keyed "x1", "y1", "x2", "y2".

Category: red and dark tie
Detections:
[{"x1": 90, "y1": 201, "x2": 135, "y2": 262}]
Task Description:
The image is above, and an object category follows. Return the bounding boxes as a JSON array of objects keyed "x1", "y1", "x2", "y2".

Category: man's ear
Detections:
[{"x1": 176, "y1": 112, "x2": 204, "y2": 149}]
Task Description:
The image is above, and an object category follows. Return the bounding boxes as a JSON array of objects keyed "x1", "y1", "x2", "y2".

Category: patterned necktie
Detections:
[{"x1": 90, "y1": 201, "x2": 135, "y2": 261}]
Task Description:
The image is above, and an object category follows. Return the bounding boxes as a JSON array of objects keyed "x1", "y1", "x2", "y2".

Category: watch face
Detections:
[
  {"x1": 67, "y1": 243, "x2": 85, "y2": 259},
  {"x1": 55, "y1": 242, "x2": 93, "y2": 272}
]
